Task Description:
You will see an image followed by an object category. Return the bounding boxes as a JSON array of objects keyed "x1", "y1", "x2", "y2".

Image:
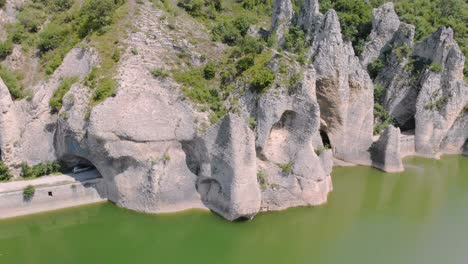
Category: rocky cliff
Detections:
[{"x1": 0, "y1": 0, "x2": 466, "y2": 220}]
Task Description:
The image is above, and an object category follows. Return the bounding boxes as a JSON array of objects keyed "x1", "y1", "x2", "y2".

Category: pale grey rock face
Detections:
[
  {"x1": 375, "y1": 23, "x2": 416, "y2": 128},
  {"x1": 183, "y1": 113, "x2": 261, "y2": 220},
  {"x1": 271, "y1": 0, "x2": 294, "y2": 45},
  {"x1": 0, "y1": 48, "x2": 95, "y2": 171},
  {"x1": 0, "y1": 78, "x2": 21, "y2": 167},
  {"x1": 371, "y1": 126, "x2": 403, "y2": 172},
  {"x1": 255, "y1": 67, "x2": 332, "y2": 211},
  {"x1": 56, "y1": 88, "x2": 204, "y2": 214},
  {"x1": 440, "y1": 111, "x2": 468, "y2": 155},
  {"x1": 361, "y1": 2, "x2": 401, "y2": 67},
  {"x1": 297, "y1": 0, "x2": 322, "y2": 39},
  {"x1": 413, "y1": 27, "x2": 467, "y2": 157},
  {"x1": 310, "y1": 10, "x2": 374, "y2": 165}
]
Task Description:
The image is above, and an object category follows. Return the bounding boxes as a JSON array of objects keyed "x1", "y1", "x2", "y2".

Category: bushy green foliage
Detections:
[
  {"x1": 21, "y1": 161, "x2": 63, "y2": 179},
  {"x1": 284, "y1": 26, "x2": 306, "y2": 54},
  {"x1": 393, "y1": 45, "x2": 412, "y2": 62},
  {"x1": 373, "y1": 103, "x2": 393, "y2": 135},
  {"x1": 49, "y1": 77, "x2": 79, "y2": 113},
  {"x1": 93, "y1": 77, "x2": 117, "y2": 104},
  {"x1": 203, "y1": 62, "x2": 216, "y2": 80},
  {"x1": 79, "y1": 0, "x2": 125, "y2": 37},
  {"x1": 320, "y1": 0, "x2": 375, "y2": 55},
  {"x1": 0, "y1": 66, "x2": 24, "y2": 100},
  {"x1": 425, "y1": 96, "x2": 448, "y2": 110},
  {"x1": 0, "y1": 0, "x2": 6, "y2": 8},
  {"x1": 277, "y1": 162, "x2": 293, "y2": 174},
  {"x1": 236, "y1": 55, "x2": 255, "y2": 73},
  {"x1": 404, "y1": 56, "x2": 432, "y2": 76},
  {"x1": 250, "y1": 68, "x2": 275, "y2": 93},
  {"x1": 0, "y1": 161, "x2": 12, "y2": 182},
  {"x1": 38, "y1": 23, "x2": 68, "y2": 54},
  {"x1": 0, "y1": 40, "x2": 13, "y2": 60},
  {"x1": 23, "y1": 185, "x2": 35, "y2": 200},
  {"x1": 17, "y1": 5, "x2": 47, "y2": 33},
  {"x1": 177, "y1": 0, "x2": 205, "y2": 17},
  {"x1": 212, "y1": 21, "x2": 242, "y2": 46},
  {"x1": 429, "y1": 63, "x2": 442, "y2": 73},
  {"x1": 151, "y1": 68, "x2": 169, "y2": 78}
]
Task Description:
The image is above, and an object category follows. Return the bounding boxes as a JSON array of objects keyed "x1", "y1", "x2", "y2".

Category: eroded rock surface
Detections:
[
  {"x1": 371, "y1": 126, "x2": 404, "y2": 172},
  {"x1": 183, "y1": 113, "x2": 261, "y2": 220},
  {"x1": 361, "y1": 3, "x2": 400, "y2": 67},
  {"x1": 310, "y1": 10, "x2": 374, "y2": 165},
  {"x1": 271, "y1": 0, "x2": 294, "y2": 45},
  {"x1": 255, "y1": 67, "x2": 332, "y2": 211}
]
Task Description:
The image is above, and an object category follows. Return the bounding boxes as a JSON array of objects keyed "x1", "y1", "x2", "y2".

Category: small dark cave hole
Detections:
[
  {"x1": 396, "y1": 117, "x2": 416, "y2": 133},
  {"x1": 48, "y1": 191, "x2": 53, "y2": 197},
  {"x1": 320, "y1": 129, "x2": 331, "y2": 147}
]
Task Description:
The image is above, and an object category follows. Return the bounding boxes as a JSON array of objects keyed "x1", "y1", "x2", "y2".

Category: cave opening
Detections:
[
  {"x1": 396, "y1": 117, "x2": 416, "y2": 134},
  {"x1": 60, "y1": 155, "x2": 102, "y2": 181},
  {"x1": 320, "y1": 129, "x2": 331, "y2": 148}
]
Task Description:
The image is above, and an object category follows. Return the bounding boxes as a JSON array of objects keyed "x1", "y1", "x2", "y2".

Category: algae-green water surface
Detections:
[{"x1": 1, "y1": 156, "x2": 467, "y2": 264}]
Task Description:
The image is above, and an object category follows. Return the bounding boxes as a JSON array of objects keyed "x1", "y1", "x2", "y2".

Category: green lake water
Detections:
[{"x1": 1, "y1": 155, "x2": 467, "y2": 264}]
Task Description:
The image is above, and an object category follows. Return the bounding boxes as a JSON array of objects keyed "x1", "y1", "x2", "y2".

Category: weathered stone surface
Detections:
[
  {"x1": 371, "y1": 126, "x2": 404, "y2": 172},
  {"x1": 297, "y1": 0, "x2": 322, "y2": 39},
  {"x1": 255, "y1": 67, "x2": 332, "y2": 211},
  {"x1": 55, "y1": 87, "x2": 204, "y2": 214},
  {"x1": 183, "y1": 113, "x2": 261, "y2": 220},
  {"x1": 310, "y1": 10, "x2": 374, "y2": 165},
  {"x1": 413, "y1": 27, "x2": 467, "y2": 157},
  {"x1": 271, "y1": 0, "x2": 294, "y2": 45},
  {"x1": 0, "y1": 78, "x2": 21, "y2": 167},
  {"x1": 440, "y1": 111, "x2": 468, "y2": 155},
  {"x1": 375, "y1": 23, "x2": 416, "y2": 128},
  {"x1": 361, "y1": 2, "x2": 401, "y2": 67}
]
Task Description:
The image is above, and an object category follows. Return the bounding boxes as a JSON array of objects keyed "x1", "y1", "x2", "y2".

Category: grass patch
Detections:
[
  {"x1": 0, "y1": 161, "x2": 12, "y2": 182},
  {"x1": 49, "y1": 77, "x2": 79, "y2": 113},
  {"x1": 151, "y1": 68, "x2": 170, "y2": 78},
  {"x1": 0, "y1": 66, "x2": 25, "y2": 100},
  {"x1": 277, "y1": 162, "x2": 293, "y2": 175},
  {"x1": 23, "y1": 185, "x2": 35, "y2": 200},
  {"x1": 257, "y1": 169, "x2": 269, "y2": 191},
  {"x1": 21, "y1": 161, "x2": 63, "y2": 179}
]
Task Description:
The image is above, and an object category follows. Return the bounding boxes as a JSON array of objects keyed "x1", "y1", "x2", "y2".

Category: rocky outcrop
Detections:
[
  {"x1": 371, "y1": 126, "x2": 404, "y2": 172},
  {"x1": 255, "y1": 67, "x2": 332, "y2": 211},
  {"x1": 376, "y1": 23, "x2": 416, "y2": 128},
  {"x1": 361, "y1": 3, "x2": 401, "y2": 67},
  {"x1": 310, "y1": 10, "x2": 374, "y2": 165},
  {"x1": 297, "y1": 0, "x2": 322, "y2": 39},
  {"x1": 183, "y1": 113, "x2": 261, "y2": 220},
  {"x1": 0, "y1": 78, "x2": 21, "y2": 166},
  {"x1": 271, "y1": 0, "x2": 294, "y2": 45},
  {"x1": 412, "y1": 27, "x2": 467, "y2": 157},
  {"x1": 0, "y1": 48, "x2": 95, "y2": 171},
  {"x1": 440, "y1": 111, "x2": 468, "y2": 155}
]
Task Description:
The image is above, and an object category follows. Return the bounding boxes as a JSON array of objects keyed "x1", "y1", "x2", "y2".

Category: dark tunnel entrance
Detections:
[{"x1": 320, "y1": 129, "x2": 331, "y2": 148}]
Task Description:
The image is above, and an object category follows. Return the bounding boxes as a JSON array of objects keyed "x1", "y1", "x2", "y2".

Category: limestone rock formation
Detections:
[
  {"x1": 376, "y1": 23, "x2": 416, "y2": 128},
  {"x1": 297, "y1": 0, "x2": 322, "y2": 39},
  {"x1": 413, "y1": 27, "x2": 467, "y2": 157},
  {"x1": 0, "y1": 78, "x2": 20, "y2": 167},
  {"x1": 310, "y1": 10, "x2": 374, "y2": 165},
  {"x1": 255, "y1": 67, "x2": 332, "y2": 211},
  {"x1": 371, "y1": 126, "x2": 404, "y2": 172},
  {"x1": 440, "y1": 111, "x2": 468, "y2": 155},
  {"x1": 361, "y1": 3, "x2": 401, "y2": 67},
  {"x1": 0, "y1": 0, "x2": 467, "y2": 222},
  {"x1": 271, "y1": 0, "x2": 294, "y2": 45},
  {"x1": 183, "y1": 113, "x2": 261, "y2": 220}
]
